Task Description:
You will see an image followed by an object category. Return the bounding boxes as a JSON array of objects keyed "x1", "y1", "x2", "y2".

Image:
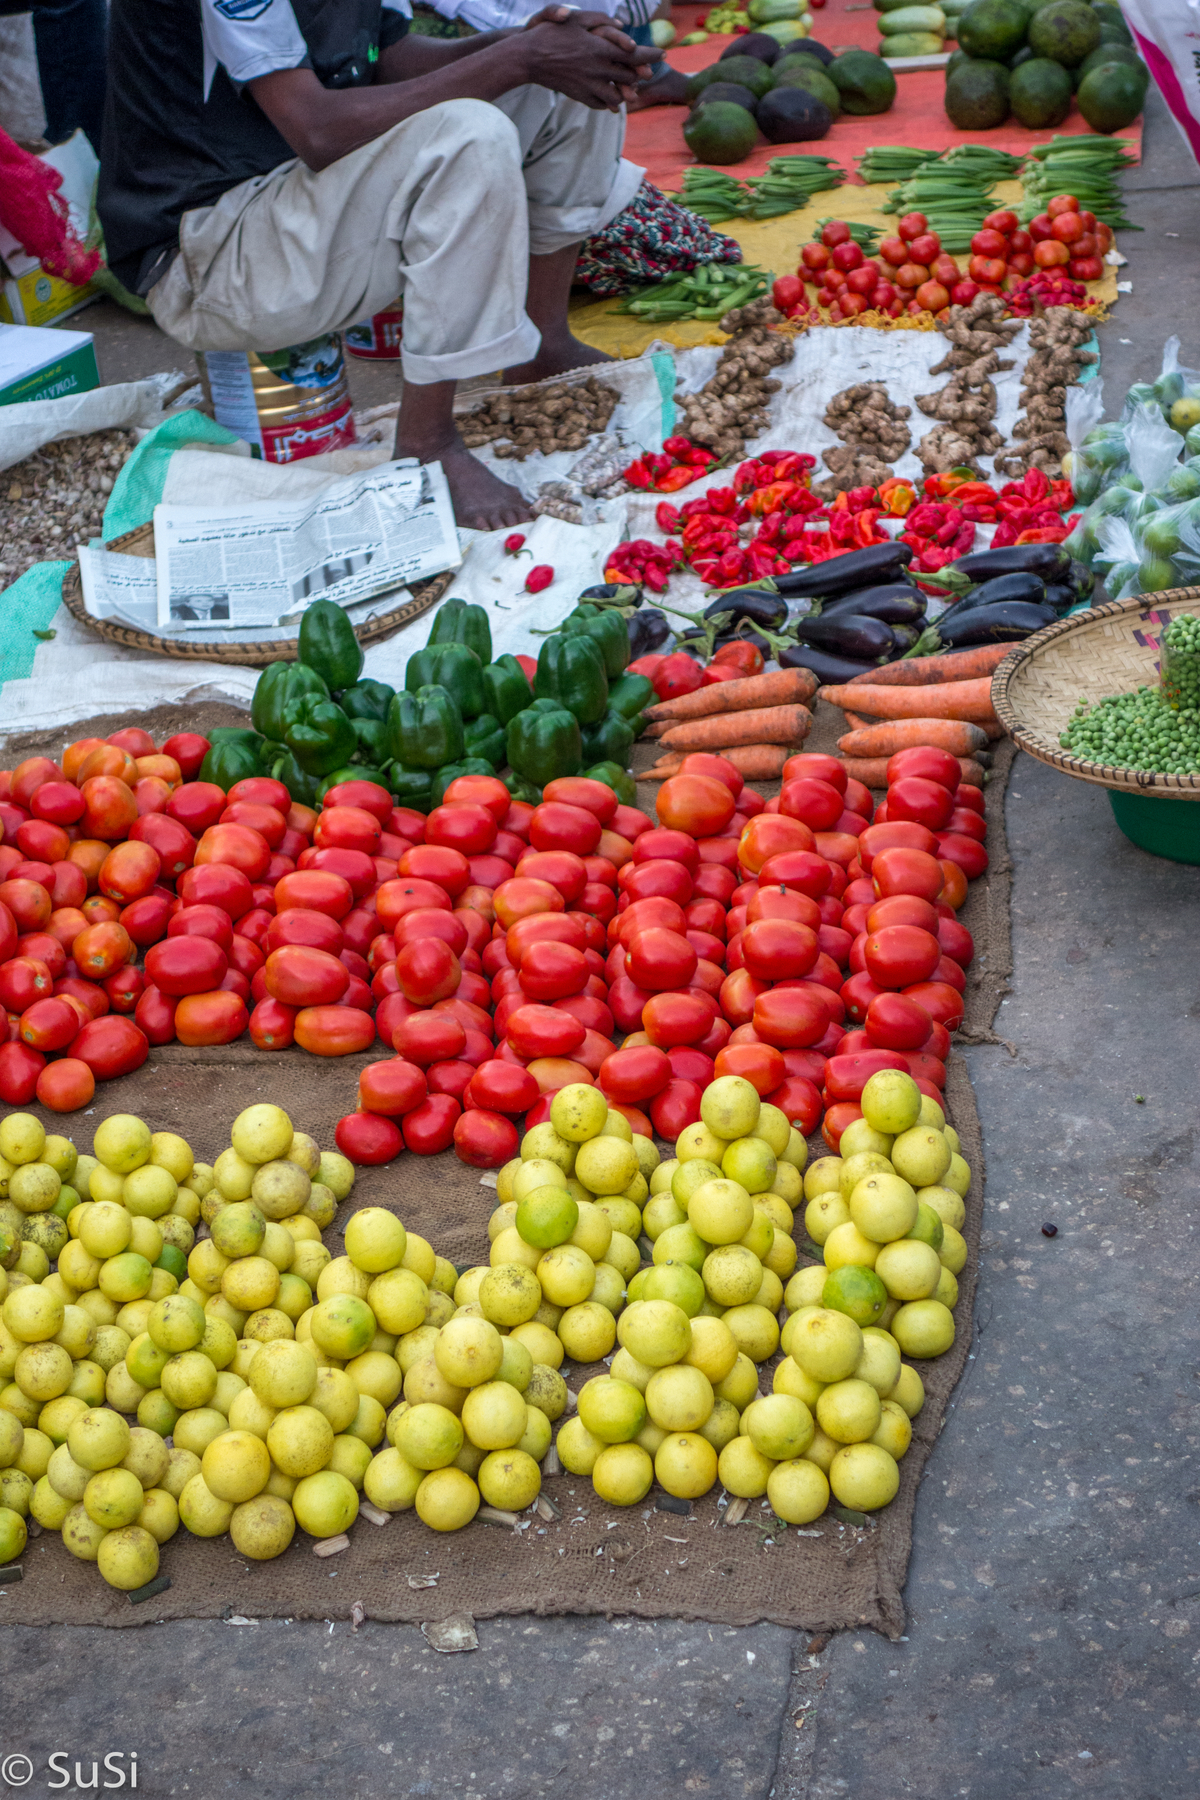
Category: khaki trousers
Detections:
[{"x1": 148, "y1": 86, "x2": 642, "y2": 384}]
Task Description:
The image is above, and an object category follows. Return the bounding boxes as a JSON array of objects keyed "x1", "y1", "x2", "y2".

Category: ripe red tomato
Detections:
[
  {"x1": 529, "y1": 802, "x2": 602, "y2": 857},
  {"x1": 864, "y1": 991, "x2": 931, "y2": 1051},
  {"x1": 625, "y1": 927, "x2": 697, "y2": 993},
  {"x1": 272, "y1": 868, "x2": 353, "y2": 920},
  {"x1": 934, "y1": 954, "x2": 967, "y2": 995},
  {"x1": 656, "y1": 775, "x2": 736, "y2": 838},
  {"x1": 738, "y1": 814, "x2": 815, "y2": 876},
  {"x1": 316, "y1": 805, "x2": 383, "y2": 857},
  {"x1": 866, "y1": 894, "x2": 939, "y2": 936},
  {"x1": 886, "y1": 746, "x2": 961, "y2": 792},
  {"x1": 453, "y1": 1108, "x2": 518, "y2": 1168},
  {"x1": 17, "y1": 819, "x2": 70, "y2": 865},
  {"x1": 622, "y1": 860, "x2": 694, "y2": 908},
  {"x1": 394, "y1": 845, "x2": 469, "y2": 898},
  {"x1": 289, "y1": 1005, "x2": 373, "y2": 1055},
  {"x1": 391, "y1": 1013, "x2": 465, "y2": 1069},
  {"x1": 821, "y1": 1101, "x2": 862, "y2": 1152},
  {"x1": 69, "y1": 1013, "x2": 149, "y2": 1078},
  {"x1": 173, "y1": 990, "x2": 248, "y2": 1045},
  {"x1": 718, "y1": 967, "x2": 767, "y2": 1027},
  {"x1": 165, "y1": 782, "x2": 224, "y2": 835},
  {"x1": 492, "y1": 877, "x2": 565, "y2": 930},
  {"x1": 601, "y1": 975, "x2": 648, "y2": 1034},
  {"x1": 863, "y1": 924, "x2": 940, "y2": 989},
  {"x1": 103, "y1": 965, "x2": 146, "y2": 1014},
  {"x1": 779, "y1": 779, "x2": 843, "y2": 833},
  {"x1": 937, "y1": 833, "x2": 989, "y2": 880},
  {"x1": 840, "y1": 970, "x2": 886, "y2": 1025},
  {"x1": 0, "y1": 1039, "x2": 44, "y2": 1101},
  {"x1": 94, "y1": 843, "x2": 160, "y2": 907},
  {"x1": 244, "y1": 995, "x2": 292, "y2": 1050},
  {"x1": 747, "y1": 888, "x2": 822, "y2": 932},
  {"x1": 901, "y1": 980, "x2": 963, "y2": 1032},
  {"x1": 641, "y1": 990, "x2": 719, "y2": 1048},
  {"x1": 465, "y1": 1060, "x2": 539, "y2": 1114},
  {"x1": 144, "y1": 936, "x2": 228, "y2": 997},
  {"x1": 0, "y1": 880, "x2": 52, "y2": 935},
  {"x1": 633, "y1": 828, "x2": 700, "y2": 875},
  {"x1": 740, "y1": 918, "x2": 818, "y2": 982},
  {"x1": 751, "y1": 986, "x2": 828, "y2": 1048},
  {"x1": 517, "y1": 940, "x2": 589, "y2": 1002},
  {"x1": 18, "y1": 996, "x2": 78, "y2": 1051},
  {"x1": 886, "y1": 777, "x2": 956, "y2": 832},
  {"x1": 394, "y1": 1093, "x2": 458, "y2": 1154},
  {"x1": 871, "y1": 846, "x2": 946, "y2": 903},
  {"x1": 221, "y1": 801, "x2": 287, "y2": 850},
  {"x1": 825, "y1": 1048, "x2": 908, "y2": 1102},
  {"x1": 937, "y1": 916, "x2": 974, "y2": 967},
  {"x1": 34, "y1": 1056, "x2": 94, "y2": 1112},
  {"x1": 73, "y1": 922, "x2": 134, "y2": 981},
  {"x1": 515, "y1": 850, "x2": 588, "y2": 904},
  {"x1": 649, "y1": 1077, "x2": 704, "y2": 1139},
  {"x1": 713, "y1": 1042, "x2": 785, "y2": 1096},
  {"x1": 505, "y1": 1003, "x2": 585, "y2": 1061},
  {"x1": 767, "y1": 1075, "x2": 821, "y2": 1135},
  {"x1": 327, "y1": 1111, "x2": 399, "y2": 1166},
  {"x1": 11, "y1": 757, "x2": 63, "y2": 809}
]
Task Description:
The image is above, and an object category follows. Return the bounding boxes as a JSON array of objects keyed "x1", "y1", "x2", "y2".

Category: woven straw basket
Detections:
[
  {"x1": 61, "y1": 524, "x2": 455, "y2": 668},
  {"x1": 992, "y1": 586, "x2": 1200, "y2": 801}
]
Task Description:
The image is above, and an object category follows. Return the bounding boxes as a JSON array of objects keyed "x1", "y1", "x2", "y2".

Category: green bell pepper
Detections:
[
  {"x1": 585, "y1": 760, "x2": 637, "y2": 806},
  {"x1": 283, "y1": 696, "x2": 359, "y2": 776},
  {"x1": 563, "y1": 603, "x2": 630, "y2": 680},
  {"x1": 349, "y1": 716, "x2": 392, "y2": 767},
  {"x1": 482, "y1": 655, "x2": 533, "y2": 727},
  {"x1": 297, "y1": 598, "x2": 364, "y2": 693},
  {"x1": 508, "y1": 696, "x2": 583, "y2": 788},
  {"x1": 429, "y1": 759, "x2": 497, "y2": 810},
  {"x1": 267, "y1": 747, "x2": 320, "y2": 807},
  {"x1": 390, "y1": 764, "x2": 434, "y2": 813},
  {"x1": 251, "y1": 660, "x2": 330, "y2": 742},
  {"x1": 427, "y1": 597, "x2": 493, "y2": 666},
  {"x1": 388, "y1": 684, "x2": 464, "y2": 771},
  {"x1": 316, "y1": 765, "x2": 391, "y2": 805},
  {"x1": 340, "y1": 678, "x2": 396, "y2": 724},
  {"x1": 501, "y1": 771, "x2": 542, "y2": 806},
  {"x1": 580, "y1": 710, "x2": 635, "y2": 768},
  {"x1": 405, "y1": 642, "x2": 486, "y2": 720},
  {"x1": 606, "y1": 671, "x2": 655, "y2": 723},
  {"x1": 463, "y1": 712, "x2": 507, "y2": 770},
  {"x1": 200, "y1": 728, "x2": 269, "y2": 792},
  {"x1": 534, "y1": 633, "x2": 608, "y2": 726}
]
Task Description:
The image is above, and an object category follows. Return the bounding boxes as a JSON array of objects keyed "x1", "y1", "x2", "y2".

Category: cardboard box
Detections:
[
  {"x1": 0, "y1": 130, "x2": 100, "y2": 328},
  {"x1": 0, "y1": 322, "x2": 99, "y2": 407}
]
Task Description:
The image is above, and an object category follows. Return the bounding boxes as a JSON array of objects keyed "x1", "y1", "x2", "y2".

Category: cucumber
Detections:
[
  {"x1": 880, "y1": 29, "x2": 945, "y2": 52},
  {"x1": 749, "y1": 0, "x2": 803, "y2": 19},
  {"x1": 878, "y1": 6, "x2": 945, "y2": 32}
]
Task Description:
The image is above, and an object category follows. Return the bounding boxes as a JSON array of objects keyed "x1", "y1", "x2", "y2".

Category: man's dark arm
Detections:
[
  {"x1": 376, "y1": 8, "x2": 641, "y2": 80},
  {"x1": 250, "y1": 19, "x2": 651, "y2": 171}
]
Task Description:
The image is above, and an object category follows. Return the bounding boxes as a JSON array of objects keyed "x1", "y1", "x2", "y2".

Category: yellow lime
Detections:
[
  {"x1": 717, "y1": 1434, "x2": 775, "y2": 1497},
  {"x1": 742, "y1": 1393, "x2": 813, "y2": 1461},
  {"x1": 414, "y1": 1465, "x2": 478, "y2": 1531},
  {"x1": 861, "y1": 1069, "x2": 921, "y2": 1136},
  {"x1": 816, "y1": 1378, "x2": 882, "y2": 1445},
  {"x1": 829, "y1": 1441, "x2": 898, "y2": 1510},
  {"x1": 822, "y1": 1265, "x2": 887, "y2": 1328},
  {"x1": 891, "y1": 1299, "x2": 955, "y2": 1358}
]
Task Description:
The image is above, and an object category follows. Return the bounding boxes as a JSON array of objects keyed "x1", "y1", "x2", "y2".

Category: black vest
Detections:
[{"x1": 97, "y1": 0, "x2": 404, "y2": 292}]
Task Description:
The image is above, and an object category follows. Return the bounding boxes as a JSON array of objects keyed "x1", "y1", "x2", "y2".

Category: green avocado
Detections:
[
  {"x1": 1027, "y1": 0, "x2": 1102, "y2": 64},
  {"x1": 1009, "y1": 54, "x2": 1073, "y2": 123},
  {"x1": 686, "y1": 55, "x2": 775, "y2": 104},
  {"x1": 1076, "y1": 58, "x2": 1149, "y2": 128},
  {"x1": 683, "y1": 101, "x2": 761, "y2": 163},
  {"x1": 826, "y1": 48, "x2": 898, "y2": 112},
  {"x1": 771, "y1": 61, "x2": 843, "y2": 113},
  {"x1": 944, "y1": 55, "x2": 1012, "y2": 125},
  {"x1": 955, "y1": 0, "x2": 1029, "y2": 60}
]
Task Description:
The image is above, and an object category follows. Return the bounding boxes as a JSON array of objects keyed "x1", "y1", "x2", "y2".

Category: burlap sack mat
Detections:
[{"x1": 0, "y1": 697, "x2": 1014, "y2": 1637}]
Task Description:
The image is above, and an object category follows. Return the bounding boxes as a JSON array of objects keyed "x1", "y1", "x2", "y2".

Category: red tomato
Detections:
[
  {"x1": 133, "y1": 981, "x2": 177, "y2": 1045},
  {"x1": 886, "y1": 777, "x2": 955, "y2": 832},
  {"x1": 145, "y1": 936, "x2": 229, "y2": 997},
  {"x1": 825, "y1": 1048, "x2": 908, "y2": 1102},
  {"x1": 128, "y1": 814, "x2": 197, "y2": 881},
  {"x1": 48, "y1": 864, "x2": 88, "y2": 911},
  {"x1": 178, "y1": 863, "x2": 255, "y2": 920},
  {"x1": 17, "y1": 932, "x2": 65, "y2": 979},
  {"x1": 655, "y1": 775, "x2": 736, "y2": 838},
  {"x1": 157, "y1": 735, "x2": 208, "y2": 781},
  {"x1": 840, "y1": 970, "x2": 886, "y2": 1025},
  {"x1": 315, "y1": 805, "x2": 382, "y2": 856},
  {"x1": 505, "y1": 1003, "x2": 585, "y2": 1061},
  {"x1": 822, "y1": 1101, "x2": 863, "y2": 1153},
  {"x1": 35, "y1": 1057, "x2": 95, "y2": 1112},
  {"x1": 392, "y1": 910, "x2": 468, "y2": 961},
  {"x1": 517, "y1": 940, "x2": 588, "y2": 1002},
  {"x1": 18, "y1": 996, "x2": 78, "y2": 1052},
  {"x1": 120, "y1": 893, "x2": 175, "y2": 948},
  {"x1": 945, "y1": 807, "x2": 986, "y2": 845},
  {"x1": 937, "y1": 916, "x2": 974, "y2": 967},
  {"x1": 713, "y1": 1042, "x2": 785, "y2": 1096},
  {"x1": 16, "y1": 819, "x2": 69, "y2": 865},
  {"x1": 611, "y1": 804, "x2": 652, "y2": 842},
  {"x1": 294, "y1": 1005, "x2": 376, "y2": 1055},
  {"x1": 886, "y1": 746, "x2": 961, "y2": 792},
  {"x1": 718, "y1": 968, "x2": 767, "y2": 1027},
  {"x1": 866, "y1": 894, "x2": 939, "y2": 935},
  {"x1": 915, "y1": 280, "x2": 950, "y2": 314},
  {"x1": 465, "y1": 1060, "x2": 539, "y2": 1114},
  {"x1": 335, "y1": 1111, "x2": 403, "y2": 1165},
  {"x1": 103, "y1": 965, "x2": 146, "y2": 1014},
  {"x1": 72, "y1": 923, "x2": 133, "y2": 980},
  {"x1": 58, "y1": 976, "x2": 108, "y2": 1020},
  {"x1": 192, "y1": 823, "x2": 270, "y2": 882},
  {"x1": 515, "y1": 850, "x2": 588, "y2": 904},
  {"x1": 492, "y1": 877, "x2": 564, "y2": 930},
  {"x1": 871, "y1": 846, "x2": 945, "y2": 903},
  {"x1": 858, "y1": 821, "x2": 940, "y2": 873},
  {"x1": 738, "y1": 815, "x2": 816, "y2": 877},
  {"x1": 767, "y1": 1075, "x2": 821, "y2": 1135},
  {"x1": 359, "y1": 1056, "x2": 431, "y2": 1116},
  {"x1": 938, "y1": 860, "x2": 969, "y2": 910},
  {"x1": 375, "y1": 880, "x2": 452, "y2": 933},
  {"x1": 219, "y1": 802, "x2": 284, "y2": 851},
  {"x1": 265, "y1": 908, "x2": 343, "y2": 956},
  {"x1": 173, "y1": 990, "x2": 248, "y2": 1045},
  {"x1": 660, "y1": 1046, "x2": 711, "y2": 1089},
  {"x1": 615, "y1": 897, "x2": 686, "y2": 946},
  {"x1": 624, "y1": 927, "x2": 696, "y2": 993},
  {"x1": 741, "y1": 918, "x2": 818, "y2": 981},
  {"x1": 11, "y1": 757, "x2": 62, "y2": 809},
  {"x1": 751, "y1": 986, "x2": 828, "y2": 1048},
  {"x1": 69, "y1": 1013, "x2": 149, "y2": 1078},
  {"x1": 649, "y1": 1078, "x2": 704, "y2": 1140},
  {"x1": 453, "y1": 1109, "x2": 518, "y2": 1168},
  {"x1": 397, "y1": 844, "x2": 471, "y2": 898},
  {"x1": 623, "y1": 860, "x2": 693, "y2": 907},
  {"x1": 641, "y1": 990, "x2": 719, "y2": 1048},
  {"x1": 527, "y1": 802, "x2": 601, "y2": 858},
  {"x1": 244, "y1": 996, "x2": 292, "y2": 1050},
  {"x1": 1034, "y1": 240, "x2": 1071, "y2": 269},
  {"x1": 0, "y1": 880, "x2": 51, "y2": 934},
  {"x1": 46, "y1": 908, "x2": 87, "y2": 956},
  {"x1": 95, "y1": 842, "x2": 161, "y2": 907},
  {"x1": 902, "y1": 980, "x2": 963, "y2": 1031},
  {"x1": 747, "y1": 887, "x2": 821, "y2": 930},
  {"x1": 273, "y1": 869, "x2": 353, "y2": 920},
  {"x1": 937, "y1": 833, "x2": 989, "y2": 879},
  {"x1": 603, "y1": 975, "x2": 651, "y2": 1034},
  {"x1": 0, "y1": 1039, "x2": 44, "y2": 1101},
  {"x1": 934, "y1": 954, "x2": 966, "y2": 995},
  {"x1": 166, "y1": 782, "x2": 226, "y2": 835},
  {"x1": 676, "y1": 755, "x2": 742, "y2": 800},
  {"x1": 864, "y1": 991, "x2": 931, "y2": 1051},
  {"x1": 81, "y1": 895, "x2": 121, "y2": 927},
  {"x1": 525, "y1": 1056, "x2": 594, "y2": 1095},
  {"x1": 779, "y1": 779, "x2": 843, "y2": 833},
  {"x1": 633, "y1": 829, "x2": 700, "y2": 876},
  {"x1": 535, "y1": 779, "x2": 613, "y2": 826},
  {"x1": 580, "y1": 882, "x2": 617, "y2": 925},
  {"x1": 863, "y1": 924, "x2": 940, "y2": 989},
  {"x1": 755, "y1": 851, "x2": 831, "y2": 901}
]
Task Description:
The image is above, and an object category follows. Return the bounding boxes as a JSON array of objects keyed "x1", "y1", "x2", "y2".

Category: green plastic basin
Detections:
[{"x1": 1107, "y1": 788, "x2": 1200, "y2": 863}]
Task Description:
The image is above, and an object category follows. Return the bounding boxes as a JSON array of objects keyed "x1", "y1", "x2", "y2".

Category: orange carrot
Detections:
[
  {"x1": 643, "y1": 745, "x2": 792, "y2": 780},
  {"x1": 643, "y1": 666, "x2": 817, "y2": 723},
  {"x1": 837, "y1": 719, "x2": 990, "y2": 758},
  {"x1": 842, "y1": 755, "x2": 985, "y2": 789},
  {"x1": 818, "y1": 680, "x2": 997, "y2": 723},
  {"x1": 642, "y1": 722, "x2": 668, "y2": 739},
  {"x1": 843, "y1": 711, "x2": 873, "y2": 729},
  {"x1": 845, "y1": 644, "x2": 1013, "y2": 687},
  {"x1": 659, "y1": 705, "x2": 813, "y2": 751}
]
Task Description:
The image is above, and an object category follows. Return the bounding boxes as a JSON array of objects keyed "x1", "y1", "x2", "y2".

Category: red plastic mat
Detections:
[{"x1": 626, "y1": 0, "x2": 1143, "y2": 194}]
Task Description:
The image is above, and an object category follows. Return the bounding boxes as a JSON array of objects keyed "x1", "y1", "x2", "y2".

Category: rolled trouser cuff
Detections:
[
  {"x1": 527, "y1": 155, "x2": 646, "y2": 257},
  {"x1": 400, "y1": 314, "x2": 541, "y2": 386}
]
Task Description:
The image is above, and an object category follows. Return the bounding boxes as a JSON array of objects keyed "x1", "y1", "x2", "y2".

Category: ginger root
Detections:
[
  {"x1": 675, "y1": 304, "x2": 794, "y2": 460},
  {"x1": 461, "y1": 374, "x2": 618, "y2": 458},
  {"x1": 817, "y1": 380, "x2": 910, "y2": 496}
]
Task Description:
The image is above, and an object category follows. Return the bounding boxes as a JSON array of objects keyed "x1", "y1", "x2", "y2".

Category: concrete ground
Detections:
[{"x1": 2, "y1": 82, "x2": 1199, "y2": 1800}]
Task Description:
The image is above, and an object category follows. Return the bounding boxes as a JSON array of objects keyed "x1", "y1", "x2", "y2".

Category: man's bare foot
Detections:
[
  {"x1": 505, "y1": 336, "x2": 614, "y2": 384},
  {"x1": 626, "y1": 65, "x2": 689, "y2": 109},
  {"x1": 398, "y1": 431, "x2": 532, "y2": 533}
]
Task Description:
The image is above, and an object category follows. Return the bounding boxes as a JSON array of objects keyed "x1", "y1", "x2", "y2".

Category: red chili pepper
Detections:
[
  {"x1": 655, "y1": 501, "x2": 681, "y2": 534},
  {"x1": 716, "y1": 548, "x2": 748, "y2": 586},
  {"x1": 503, "y1": 533, "x2": 527, "y2": 556},
  {"x1": 525, "y1": 565, "x2": 554, "y2": 593},
  {"x1": 707, "y1": 487, "x2": 739, "y2": 516},
  {"x1": 623, "y1": 459, "x2": 653, "y2": 491},
  {"x1": 690, "y1": 557, "x2": 722, "y2": 584},
  {"x1": 662, "y1": 436, "x2": 692, "y2": 459},
  {"x1": 655, "y1": 465, "x2": 700, "y2": 493},
  {"x1": 960, "y1": 503, "x2": 997, "y2": 523}
]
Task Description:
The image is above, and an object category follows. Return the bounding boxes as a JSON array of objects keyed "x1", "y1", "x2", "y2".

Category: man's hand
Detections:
[{"x1": 517, "y1": 16, "x2": 656, "y2": 108}]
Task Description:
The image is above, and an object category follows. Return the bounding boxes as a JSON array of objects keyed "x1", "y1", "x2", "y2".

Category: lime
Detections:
[{"x1": 822, "y1": 1265, "x2": 888, "y2": 1328}]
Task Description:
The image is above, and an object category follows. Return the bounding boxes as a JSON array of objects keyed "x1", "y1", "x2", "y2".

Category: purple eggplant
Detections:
[
  {"x1": 822, "y1": 584, "x2": 927, "y2": 624},
  {"x1": 780, "y1": 645, "x2": 876, "y2": 683},
  {"x1": 775, "y1": 542, "x2": 913, "y2": 600},
  {"x1": 935, "y1": 601, "x2": 1057, "y2": 646},
  {"x1": 949, "y1": 543, "x2": 1070, "y2": 583},
  {"x1": 791, "y1": 612, "x2": 897, "y2": 660}
]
